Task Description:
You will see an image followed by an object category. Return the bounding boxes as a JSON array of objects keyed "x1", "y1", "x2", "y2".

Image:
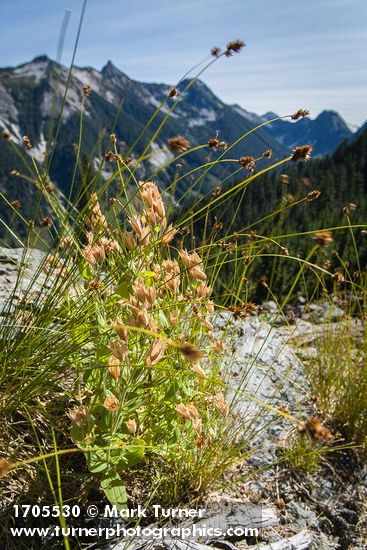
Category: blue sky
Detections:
[{"x1": 1, "y1": 0, "x2": 366, "y2": 126}]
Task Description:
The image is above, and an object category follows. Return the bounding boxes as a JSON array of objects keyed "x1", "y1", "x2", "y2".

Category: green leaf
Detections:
[
  {"x1": 96, "y1": 344, "x2": 111, "y2": 363},
  {"x1": 139, "y1": 271, "x2": 156, "y2": 278},
  {"x1": 101, "y1": 471, "x2": 127, "y2": 510},
  {"x1": 87, "y1": 450, "x2": 108, "y2": 473},
  {"x1": 138, "y1": 271, "x2": 157, "y2": 284},
  {"x1": 115, "y1": 276, "x2": 132, "y2": 299},
  {"x1": 71, "y1": 423, "x2": 87, "y2": 443},
  {"x1": 113, "y1": 439, "x2": 145, "y2": 469},
  {"x1": 70, "y1": 325, "x2": 89, "y2": 345},
  {"x1": 84, "y1": 365, "x2": 101, "y2": 389},
  {"x1": 164, "y1": 381, "x2": 179, "y2": 400},
  {"x1": 208, "y1": 426, "x2": 217, "y2": 438},
  {"x1": 143, "y1": 430, "x2": 154, "y2": 447},
  {"x1": 79, "y1": 259, "x2": 93, "y2": 281},
  {"x1": 158, "y1": 310, "x2": 169, "y2": 328},
  {"x1": 96, "y1": 310, "x2": 109, "y2": 331},
  {"x1": 183, "y1": 386, "x2": 197, "y2": 398},
  {"x1": 168, "y1": 426, "x2": 181, "y2": 445},
  {"x1": 125, "y1": 440, "x2": 145, "y2": 466}
]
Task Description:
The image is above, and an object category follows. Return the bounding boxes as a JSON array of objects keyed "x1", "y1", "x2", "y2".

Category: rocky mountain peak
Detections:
[
  {"x1": 262, "y1": 111, "x2": 278, "y2": 121},
  {"x1": 315, "y1": 110, "x2": 350, "y2": 131},
  {"x1": 101, "y1": 60, "x2": 125, "y2": 78},
  {"x1": 31, "y1": 54, "x2": 51, "y2": 64}
]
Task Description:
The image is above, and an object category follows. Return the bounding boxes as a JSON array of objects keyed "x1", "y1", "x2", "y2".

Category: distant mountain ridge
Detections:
[
  {"x1": 0, "y1": 55, "x2": 288, "y2": 195},
  {"x1": 233, "y1": 106, "x2": 354, "y2": 156},
  {"x1": 0, "y1": 57, "x2": 358, "y2": 173},
  {"x1": 263, "y1": 110, "x2": 353, "y2": 156},
  {"x1": 0, "y1": 55, "x2": 363, "y2": 244}
]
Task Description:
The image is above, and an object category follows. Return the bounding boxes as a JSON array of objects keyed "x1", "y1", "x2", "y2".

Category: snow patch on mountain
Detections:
[
  {"x1": 42, "y1": 81, "x2": 82, "y2": 121},
  {"x1": 148, "y1": 142, "x2": 174, "y2": 169},
  {"x1": 67, "y1": 66, "x2": 118, "y2": 107},
  {"x1": 32, "y1": 132, "x2": 47, "y2": 163},
  {"x1": 71, "y1": 67, "x2": 104, "y2": 94},
  {"x1": 12, "y1": 59, "x2": 49, "y2": 84},
  {"x1": 347, "y1": 122, "x2": 360, "y2": 133},
  {"x1": 188, "y1": 108, "x2": 217, "y2": 127},
  {"x1": 146, "y1": 94, "x2": 166, "y2": 111},
  {"x1": 262, "y1": 111, "x2": 279, "y2": 121},
  {"x1": 273, "y1": 134, "x2": 288, "y2": 146},
  {"x1": 105, "y1": 90, "x2": 116, "y2": 104},
  {"x1": 142, "y1": 93, "x2": 177, "y2": 117},
  {"x1": 0, "y1": 119, "x2": 22, "y2": 143},
  {"x1": 232, "y1": 105, "x2": 264, "y2": 125},
  {"x1": 93, "y1": 157, "x2": 114, "y2": 182}
]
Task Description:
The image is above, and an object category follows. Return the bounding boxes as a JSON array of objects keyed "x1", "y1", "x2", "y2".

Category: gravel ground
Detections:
[{"x1": 210, "y1": 312, "x2": 366, "y2": 550}]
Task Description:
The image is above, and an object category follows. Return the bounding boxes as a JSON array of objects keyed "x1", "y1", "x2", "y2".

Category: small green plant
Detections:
[
  {"x1": 286, "y1": 416, "x2": 334, "y2": 473},
  {"x1": 306, "y1": 321, "x2": 367, "y2": 452},
  {"x1": 287, "y1": 433, "x2": 323, "y2": 474},
  {"x1": 62, "y1": 185, "x2": 235, "y2": 507}
]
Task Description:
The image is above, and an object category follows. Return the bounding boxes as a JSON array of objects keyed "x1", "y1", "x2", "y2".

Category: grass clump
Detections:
[{"x1": 306, "y1": 321, "x2": 367, "y2": 452}]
